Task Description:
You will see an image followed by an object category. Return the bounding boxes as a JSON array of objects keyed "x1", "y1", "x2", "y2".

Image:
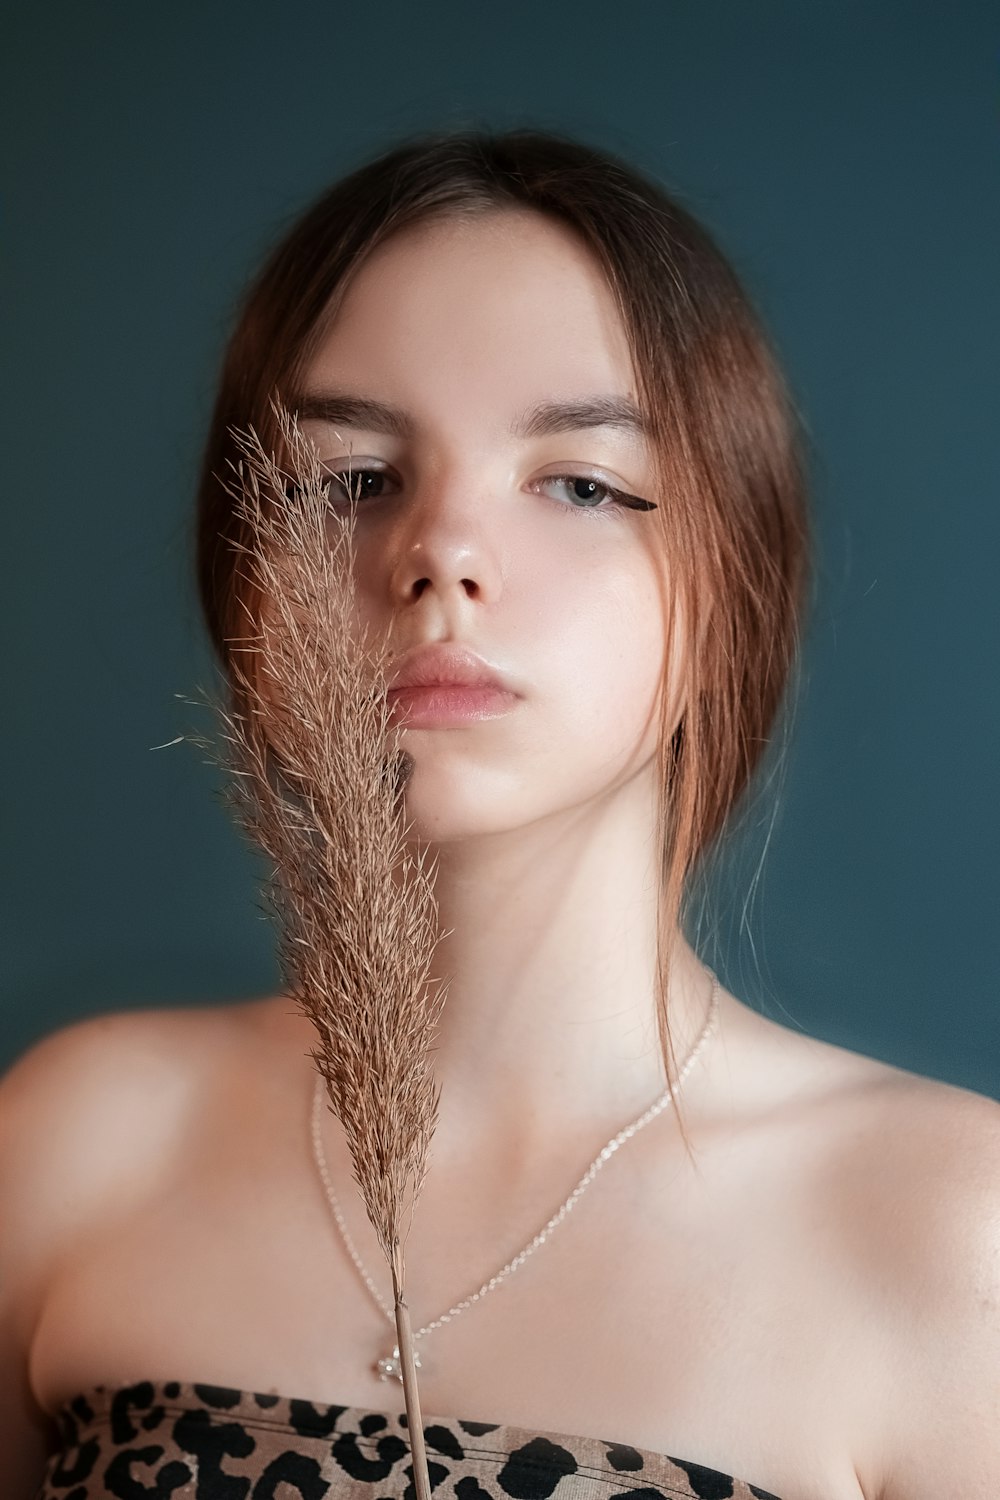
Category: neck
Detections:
[{"x1": 413, "y1": 765, "x2": 714, "y2": 1155}]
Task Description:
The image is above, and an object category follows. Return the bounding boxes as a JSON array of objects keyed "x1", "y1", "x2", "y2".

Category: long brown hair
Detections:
[{"x1": 195, "y1": 129, "x2": 810, "y2": 1125}]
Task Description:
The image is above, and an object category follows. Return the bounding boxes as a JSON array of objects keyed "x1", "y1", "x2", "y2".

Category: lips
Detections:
[
  {"x1": 384, "y1": 643, "x2": 519, "y2": 729},
  {"x1": 388, "y1": 642, "x2": 513, "y2": 693}
]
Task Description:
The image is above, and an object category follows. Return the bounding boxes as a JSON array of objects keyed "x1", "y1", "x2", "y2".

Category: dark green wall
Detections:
[{"x1": 4, "y1": 3, "x2": 997, "y2": 1097}]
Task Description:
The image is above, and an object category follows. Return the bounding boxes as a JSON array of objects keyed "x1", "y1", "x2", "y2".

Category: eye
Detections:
[
  {"x1": 533, "y1": 473, "x2": 657, "y2": 513},
  {"x1": 321, "y1": 465, "x2": 398, "y2": 505}
]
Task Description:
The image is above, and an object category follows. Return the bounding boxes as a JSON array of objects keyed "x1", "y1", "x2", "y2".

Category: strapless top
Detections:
[{"x1": 36, "y1": 1378, "x2": 784, "y2": 1500}]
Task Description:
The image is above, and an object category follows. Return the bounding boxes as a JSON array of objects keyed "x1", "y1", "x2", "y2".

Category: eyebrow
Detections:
[{"x1": 295, "y1": 391, "x2": 650, "y2": 441}]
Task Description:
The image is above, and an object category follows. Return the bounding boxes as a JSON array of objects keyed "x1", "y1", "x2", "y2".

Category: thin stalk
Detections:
[
  {"x1": 391, "y1": 1241, "x2": 431, "y2": 1500},
  {"x1": 196, "y1": 400, "x2": 445, "y2": 1500}
]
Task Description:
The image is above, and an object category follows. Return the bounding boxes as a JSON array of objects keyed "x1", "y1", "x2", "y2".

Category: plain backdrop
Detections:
[{"x1": 3, "y1": 2, "x2": 997, "y2": 1098}]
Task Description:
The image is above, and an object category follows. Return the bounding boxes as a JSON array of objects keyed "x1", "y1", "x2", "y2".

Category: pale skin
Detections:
[{"x1": 1, "y1": 210, "x2": 998, "y2": 1500}]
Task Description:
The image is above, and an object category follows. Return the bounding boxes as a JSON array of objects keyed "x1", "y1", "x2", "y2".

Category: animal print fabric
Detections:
[{"x1": 36, "y1": 1379, "x2": 784, "y2": 1500}]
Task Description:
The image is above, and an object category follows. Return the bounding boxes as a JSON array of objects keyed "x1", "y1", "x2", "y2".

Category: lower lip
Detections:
[{"x1": 387, "y1": 684, "x2": 519, "y2": 728}]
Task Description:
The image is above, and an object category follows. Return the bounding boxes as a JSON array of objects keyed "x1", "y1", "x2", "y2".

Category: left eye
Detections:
[
  {"x1": 545, "y1": 475, "x2": 613, "y2": 508},
  {"x1": 534, "y1": 475, "x2": 655, "y2": 512}
]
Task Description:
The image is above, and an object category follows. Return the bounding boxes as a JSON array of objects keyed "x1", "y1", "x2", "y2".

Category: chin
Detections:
[
  {"x1": 399, "y1": 793, "x2": 524, "y2": 846},
  {"x1": 396, "y1": 754, "x2": 625, "y2": 849},
  {"x1": 393, "y1": 754, "x2": 532, "y2": 842}
]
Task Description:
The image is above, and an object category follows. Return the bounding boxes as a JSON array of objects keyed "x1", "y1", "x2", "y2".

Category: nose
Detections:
[{"x1": 384, "y1": 472, "x2": 505, "y2": 612}]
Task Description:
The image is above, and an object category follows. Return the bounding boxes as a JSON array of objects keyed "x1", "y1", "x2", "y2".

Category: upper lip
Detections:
[{"x1": 388, "y1": 642, "x2": 513, "y2": 692}]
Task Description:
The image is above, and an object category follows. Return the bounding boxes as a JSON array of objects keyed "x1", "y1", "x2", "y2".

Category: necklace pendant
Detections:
[{"x1": 375, "y1": 1343, "x2": 423, "y2": 1382}]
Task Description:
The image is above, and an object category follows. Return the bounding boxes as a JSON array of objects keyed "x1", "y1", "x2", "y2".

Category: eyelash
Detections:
[
  {"x1": 532, "y1": 474, "x2": 657, "y2": 514},
  {"x1": 319, "y1": 466, "x2": 657, "y2": 514}
]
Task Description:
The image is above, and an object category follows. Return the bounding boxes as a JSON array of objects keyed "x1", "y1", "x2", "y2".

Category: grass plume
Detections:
[{"x1": 204, "y1": 400, "x2": 448, "y2": 1499}]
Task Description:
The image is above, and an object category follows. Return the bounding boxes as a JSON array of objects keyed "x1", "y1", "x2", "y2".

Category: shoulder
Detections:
[
  {"x1": 0, "y1": 997, "x2": 286, "y2": 1482},
  {"x1": 834, "y1": 1060, "x2": 1000, "y2": 1288},
  {"x1": 825, "y1": 1059, "x2": 1000, "y2": 1498},
  {"x1": 724, "y1": 997, "x2": 999, "y2": 1194},
  {"x1": 0, "y1": 1002, "x2": 231, "y2": 1158},
  {"x1": 724, "y1": 1002, "x2": 1000, "y2": 1493},
  {"x1": 768, "y1": 1021, "x2": 1000, "y2": 1306},
  {"x1": 0, "y1": 1000, "x2": 264, "y2": 1305},
  {"x1": 858, "y1": 1067, "x2": 1000, "y2": 1312}
]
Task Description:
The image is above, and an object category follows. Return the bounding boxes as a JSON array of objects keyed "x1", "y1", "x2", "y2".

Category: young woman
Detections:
[{"x1": 2, "y1": 131, "x2": 997, "y2": 1500}]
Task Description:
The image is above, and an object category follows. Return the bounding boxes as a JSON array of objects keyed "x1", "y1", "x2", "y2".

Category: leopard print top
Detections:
[{"x1": 36, "y1": 1379, "x2": 783, "y2": 1500}]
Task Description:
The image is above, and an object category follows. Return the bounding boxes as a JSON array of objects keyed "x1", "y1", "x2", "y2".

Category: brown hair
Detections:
[{"x1": 195, "y1": 129, "x2": 810, "y2": 1124}]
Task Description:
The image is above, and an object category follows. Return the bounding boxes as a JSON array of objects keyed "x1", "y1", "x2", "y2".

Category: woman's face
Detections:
[{"x1": 296, "y1": 208, "x2": 685, "y2": 841}]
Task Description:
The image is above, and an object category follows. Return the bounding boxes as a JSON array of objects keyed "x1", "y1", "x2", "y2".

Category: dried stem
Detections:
[
  {"x1": 391, "y1": 1243, "x2": 431, "y2": 1500},
  {"x1": 201, "y1": 400, "x2": 447, "y2": 1493}
]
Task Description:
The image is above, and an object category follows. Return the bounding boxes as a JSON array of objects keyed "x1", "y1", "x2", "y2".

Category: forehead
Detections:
[{"x1": 301, "y1": 208, "x2": 638, "y2": 419}]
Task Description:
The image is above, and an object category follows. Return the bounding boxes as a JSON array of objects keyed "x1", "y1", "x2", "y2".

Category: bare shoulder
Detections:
[
  {"x1": 725, "y1": 992, "x2": 999, "y2": 1160},
  {"x1": 854, "y1": 1069, "x2": 1000, "y2": 1498},
  {"x1": 750, "y1": 1005, "x2": 1000, "y2": 1259},
  {"x1": 839, "y1": 1052, "x2": 1000, "y2": 1298},
  {"x1": 751, "y1": 1014, "x2": 1000, "y2": 1499},
  {"x1": 0, "y1": 998, "x2": 271, "y2": 1294},
  {"x1": 800, "y1": 1024, "x2": 1000, "y2": 1243},
  {"x1": 0, "y1": 997, "x2": 281, "y2": 1495}
]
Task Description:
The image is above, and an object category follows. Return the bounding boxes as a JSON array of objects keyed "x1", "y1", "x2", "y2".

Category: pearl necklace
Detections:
[{"x1": 310, "y1": 974, "x2": 720, "y2": 1381}]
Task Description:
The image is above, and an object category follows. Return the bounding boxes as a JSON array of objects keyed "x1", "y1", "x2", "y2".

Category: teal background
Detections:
[{"x1": 3, "y1": 3, "x2": 997, "y2": 1097}]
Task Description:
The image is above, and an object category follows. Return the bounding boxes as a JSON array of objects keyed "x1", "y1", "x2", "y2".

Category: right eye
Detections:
[{"x1": 321, "y1": 466, "x2": 398, "y2": 505}]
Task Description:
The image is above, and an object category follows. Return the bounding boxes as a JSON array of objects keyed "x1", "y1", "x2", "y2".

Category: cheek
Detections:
[{"x1": 517, "y1": 551, "x2": 679, "y2": 796}]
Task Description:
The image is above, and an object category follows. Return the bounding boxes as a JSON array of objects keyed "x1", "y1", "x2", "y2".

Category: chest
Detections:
[{"x1": 30, "y1": 1106, "x2": 880, "y2": 1500}]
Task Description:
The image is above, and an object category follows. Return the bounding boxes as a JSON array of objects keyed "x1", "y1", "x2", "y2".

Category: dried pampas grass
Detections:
[{"x1": 204, "y1": 400, "x2": 448, "y2": 1500}]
